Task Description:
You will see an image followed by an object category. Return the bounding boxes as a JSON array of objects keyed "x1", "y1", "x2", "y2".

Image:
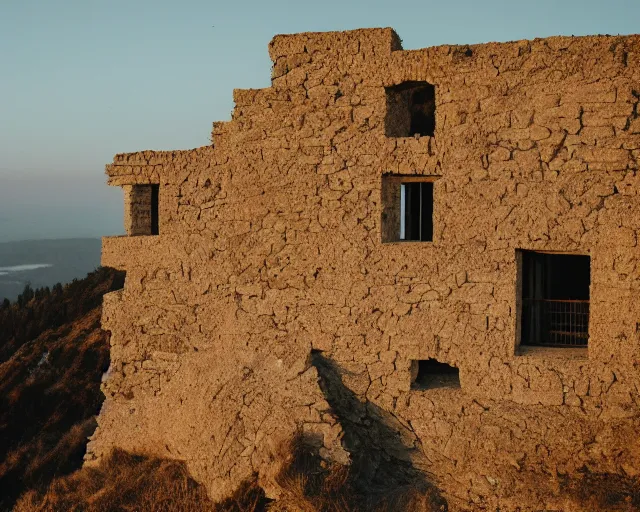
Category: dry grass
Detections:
[
  {"x1": 15, "y1": 434, "x2": 445, "y2": 512},
  {"x1": 270, "y1": 433, "x2": 445, "y2": 512},
  {"x1": 0, "y1": 268, "x2": 125, "y2": 510},
  {"x1": 560, "y1": 469, "x2": 640, "y2": 512},
  {"x1": 16, "y1": 436, "x2": 640, "y2": 512},
  {"x1": 14, "y1": 449, "x2": 267, "y2": 512},
  {"x1": 0, "y1": 311, "x2": 108, "y2": 507}
]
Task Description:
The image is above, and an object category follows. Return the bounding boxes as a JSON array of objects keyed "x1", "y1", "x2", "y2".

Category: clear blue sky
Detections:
[{"x1": 0, "y1": 0, "x2": 638, "y2": 242}]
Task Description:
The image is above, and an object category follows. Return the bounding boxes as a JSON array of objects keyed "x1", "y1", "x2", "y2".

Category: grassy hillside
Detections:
[{"x1": 0, "y1": 268, "x2": 124, "y2": 509}]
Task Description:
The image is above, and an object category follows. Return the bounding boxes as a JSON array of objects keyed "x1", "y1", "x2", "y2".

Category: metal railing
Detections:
[{"x1": 521, "y1": 299, "x2": 589, "y2": 347}]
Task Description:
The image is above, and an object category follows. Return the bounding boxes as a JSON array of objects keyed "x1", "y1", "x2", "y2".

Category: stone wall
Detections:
[{"x1": 88, "y1": 28, "x2": 640, "y2": 511}]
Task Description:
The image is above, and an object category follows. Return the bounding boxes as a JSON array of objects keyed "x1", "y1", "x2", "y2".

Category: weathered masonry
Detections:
[{"x1": 90, "y1": 28, "x2": 640, "y2": 511}]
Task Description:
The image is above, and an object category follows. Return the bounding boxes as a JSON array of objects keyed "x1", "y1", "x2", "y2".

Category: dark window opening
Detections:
[
  {"x1": 520, "y1": 251, "x2": 590, "y2": 347},
  {"x1": 411, "y1": 359, "x2": 460, "y2": 390},
  {"x1": 126, "y1": 184, "x2": 160, "y2": 236},
  {"x1": 385, "y1": 81, "x2": 436, "y2": 138},
  {"x1": 401, "y1": 182, "x2": 433, "y2": 241},
  {"x1": 381, "y1": 176, "x2": 436, "y2": 243},
  {"x1": 150, "y1": 184, "x2": 159, "y2": 235}
]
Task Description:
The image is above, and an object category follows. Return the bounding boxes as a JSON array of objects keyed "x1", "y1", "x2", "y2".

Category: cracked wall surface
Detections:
[{"x1": 88, "y1": 28, "x2": 640, "y2": 511}]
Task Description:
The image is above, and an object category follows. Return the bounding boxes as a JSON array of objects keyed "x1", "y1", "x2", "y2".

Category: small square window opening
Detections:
[
  {"x1": 411, "y1": 359, "x2": 460, "y2": 390},
  {"x1": 385, "y1": 81, "x2": 436, "y2": 138}
]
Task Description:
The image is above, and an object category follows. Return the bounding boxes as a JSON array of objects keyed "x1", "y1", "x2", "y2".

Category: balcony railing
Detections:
[{"x1": 521, "y1": 299, "x2": 589, "y2": 347}]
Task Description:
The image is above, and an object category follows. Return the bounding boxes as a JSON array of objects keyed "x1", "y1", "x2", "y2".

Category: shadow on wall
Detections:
[
  {"x1": 309, "y1": 352, "x2": 640, "y2": 511},
  {"x1": 560, "y1": 470, "x2": 640, "y2": 511},
  {"x1": 309, "y1": 351, "x2": 448, "y2": 511}
]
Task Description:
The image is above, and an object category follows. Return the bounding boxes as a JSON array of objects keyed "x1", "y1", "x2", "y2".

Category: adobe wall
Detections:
[{"x1": 88, "y1": 28, "x2": 640, "y2": 511}]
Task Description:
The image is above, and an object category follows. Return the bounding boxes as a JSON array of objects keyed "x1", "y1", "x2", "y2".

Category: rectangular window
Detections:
[
  {"x1": 381, "y1": 176, "x2": 436, "y2": 243},
  {"x1": 400, "y1": 182, "x2": 433, "y2": 241},
  {"x1": 124, "y1": 184, "x2": 160, "y2": 236},
  {"x1": 519, "y1": 251, "x2": 590, "y2": 347}
]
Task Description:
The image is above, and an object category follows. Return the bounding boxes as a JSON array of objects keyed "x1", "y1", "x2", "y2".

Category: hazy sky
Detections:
[{"x1": 1, "y1": 0, "x2": 638, "y2": 242}]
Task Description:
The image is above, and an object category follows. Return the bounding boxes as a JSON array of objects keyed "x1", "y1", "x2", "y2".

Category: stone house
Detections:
[{"x1": 88, "y1": 28, "x2": 640, "y2": 511}]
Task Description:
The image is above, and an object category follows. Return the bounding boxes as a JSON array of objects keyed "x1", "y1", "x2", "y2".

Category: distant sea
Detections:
[{"x1": 0, "y1": 239, "x2": 102, "y2": 302}]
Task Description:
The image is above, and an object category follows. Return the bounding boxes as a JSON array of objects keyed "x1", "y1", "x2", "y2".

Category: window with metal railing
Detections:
[{"x1": 519, "y1": 251, "x2": 590, "y2": 348}]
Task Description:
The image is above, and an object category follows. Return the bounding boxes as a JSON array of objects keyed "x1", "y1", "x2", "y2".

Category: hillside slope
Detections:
[{"x1": 0, "y1": 268, "x2": 124, "y2": 510}]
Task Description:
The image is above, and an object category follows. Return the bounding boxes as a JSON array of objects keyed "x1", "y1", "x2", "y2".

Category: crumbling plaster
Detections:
[{"x1": 88, "y1": 28, "x2": 640, "y2": 511}]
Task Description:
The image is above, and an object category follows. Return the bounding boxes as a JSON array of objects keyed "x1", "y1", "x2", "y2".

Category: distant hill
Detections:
[{"x1": 0, "y1": 239, "x2": 102, "y2": 302}]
